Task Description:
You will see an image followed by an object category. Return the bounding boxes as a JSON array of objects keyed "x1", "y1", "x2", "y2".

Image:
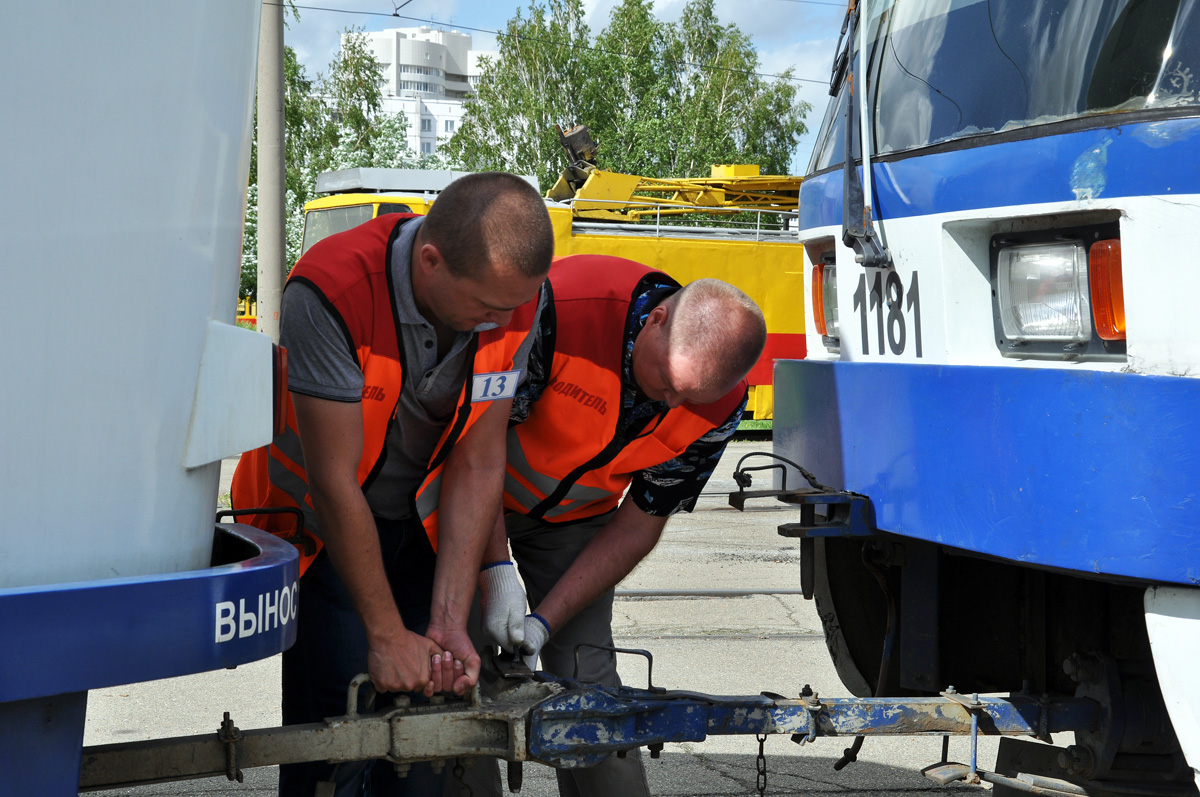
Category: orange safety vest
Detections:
[
  {"x1": 504, "y1": 254, "x2": 746, "y2": 524},
  {"x1": 232, "y1": 214, "x2": 542, "y2": 573}
]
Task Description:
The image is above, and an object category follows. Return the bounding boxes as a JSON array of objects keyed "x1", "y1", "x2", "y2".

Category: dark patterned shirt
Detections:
[{"x1": 511, "y1": 279, "x2": 746, "y2": 517}]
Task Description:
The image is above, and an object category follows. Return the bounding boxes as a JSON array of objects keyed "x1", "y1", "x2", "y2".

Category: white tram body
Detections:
[{"x1": 0, "y1": 6, "x2": 295, "y2": 794}]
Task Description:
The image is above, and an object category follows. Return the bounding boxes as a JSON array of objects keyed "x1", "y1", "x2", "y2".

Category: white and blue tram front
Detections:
[{"x1": 776, "y1": 0, "x2": 1200, "y2": 790}]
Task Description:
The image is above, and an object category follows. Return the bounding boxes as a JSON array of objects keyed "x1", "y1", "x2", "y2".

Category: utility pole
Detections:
[{"x1": 256, "y1": 0, "x2": 286, "y2": 343}]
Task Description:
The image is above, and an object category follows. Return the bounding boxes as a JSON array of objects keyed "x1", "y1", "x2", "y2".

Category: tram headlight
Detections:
[
  {"x1": 822, "y1": 264, "x2": 839, "y2": 338},
  {"x1": 996, "y1": 241, "x2": 1091, "y2": 342},
  {"x1": 812, "y1": 261, "x2": 839, "y2": 339}
]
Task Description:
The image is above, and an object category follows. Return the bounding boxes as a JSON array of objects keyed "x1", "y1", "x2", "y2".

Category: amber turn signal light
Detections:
[{"x1": 1089, "y1": 239, "x2": 1125, "y2": 341}]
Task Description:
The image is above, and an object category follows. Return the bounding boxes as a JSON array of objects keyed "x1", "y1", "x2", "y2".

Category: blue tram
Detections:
[{"x1": 777, "y1": 0, "x2": 1200, "y2": 792}]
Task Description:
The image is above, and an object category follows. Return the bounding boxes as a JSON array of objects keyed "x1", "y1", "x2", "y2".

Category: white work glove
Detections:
[
  {"x1": 479, "y1": 561, "x2": 527, "y2": 653},
  {"x1": 519, "y1": 613, "x2": 552, "y2": 671}
]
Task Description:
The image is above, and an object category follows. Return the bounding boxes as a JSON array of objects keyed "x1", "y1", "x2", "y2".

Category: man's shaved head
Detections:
[
  {"x1": 419, "y1": 172, "x2": 554, "y2": 280},
  {"x1": 664, "y1": 279, "x2": 767, "y2": 395}
]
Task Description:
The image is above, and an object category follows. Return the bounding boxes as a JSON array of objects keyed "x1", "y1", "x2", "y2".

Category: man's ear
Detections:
[
  {"x1": 647, "y1": 304, "x2": 669, "y2": 328},
  {"x1": 416, "y1": 241, "x2": 443, "y2": 275}
]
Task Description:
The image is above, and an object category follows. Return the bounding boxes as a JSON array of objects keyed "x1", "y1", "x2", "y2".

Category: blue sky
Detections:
[{"x1": 283, "y1": 0, "x2": 844, "y2": 173}]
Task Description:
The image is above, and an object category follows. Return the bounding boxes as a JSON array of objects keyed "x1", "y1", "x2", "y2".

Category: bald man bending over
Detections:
[{"x1": 468, "y1": 255, "x2": 767, "y2": 797}]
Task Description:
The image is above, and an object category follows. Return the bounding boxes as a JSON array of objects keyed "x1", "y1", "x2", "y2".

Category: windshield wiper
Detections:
[
  {"x1": 829, "y1": 4, "x2": 852, "y2": 97},
  {"x1": 841, "y1": 0, "x2": 890, "y2": 269}
]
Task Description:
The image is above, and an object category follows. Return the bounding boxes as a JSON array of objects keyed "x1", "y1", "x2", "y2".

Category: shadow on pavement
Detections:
[{"x1": 88, "y1": 750, "x2": 987, "y2": 796}]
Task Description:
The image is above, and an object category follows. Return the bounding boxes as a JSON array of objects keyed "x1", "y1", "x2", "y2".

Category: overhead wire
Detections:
[{"x1": 268, "y1": 1, "x2": 833, "y2": 86}]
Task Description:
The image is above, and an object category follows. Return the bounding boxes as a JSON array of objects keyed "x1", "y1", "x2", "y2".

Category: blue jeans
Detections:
[{"x1": 279, "y1": 514, "x2": 447, "y2": 797}]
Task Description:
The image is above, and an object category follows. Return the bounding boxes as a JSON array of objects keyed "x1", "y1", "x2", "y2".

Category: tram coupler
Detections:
[
  {"x1": 727, "y1": 452, "x2": 878, "y2": 539},
  {"x1": 81, "y1": 669, "x2": 1106, "y2": 791},
  {"x1": 526, "y1": 681, "x2": 1102, "y2": 769},
  {"x1": 80, "y1": 673, "x2": 564, "y2": 791}
]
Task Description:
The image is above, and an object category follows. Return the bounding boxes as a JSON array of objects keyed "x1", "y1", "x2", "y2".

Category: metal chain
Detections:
[
  {"x1": 756, "y1": 733, "x2": 768, "y2": 796},
  {"x1": 451, "y1": 759, "x2": 473, "y2": 797}
]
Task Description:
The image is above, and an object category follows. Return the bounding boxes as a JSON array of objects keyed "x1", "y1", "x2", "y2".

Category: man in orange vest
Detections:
[
  {"x1": 473, "y1": 255, "x2": 767, "y2": 796},
  {"x1": 231, "y1": 172, "x2": 553, "y2": 796}
]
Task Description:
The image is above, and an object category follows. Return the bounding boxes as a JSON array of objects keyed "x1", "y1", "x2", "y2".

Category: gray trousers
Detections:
[{"x1": 446, "y1": 511, "x2": 651, "y2": 797}]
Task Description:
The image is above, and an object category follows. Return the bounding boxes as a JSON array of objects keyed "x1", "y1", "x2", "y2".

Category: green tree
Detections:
[
  {"x1": 243, "y1": 45, "x2": 326, "y2": 299},
  {"x1": 309, "y1": 28, "x2": 385, "y2": 179},
  {"x1": 441, "y1": 0, "x2": 594, "y2": 187},
  {"x1": 660, "y1": 0, "x2": 807, "y2": 176},
  {"x1": 240, "y1": 181, "x2": 258, "y2": 301},
  {"x1": 445, "y1": 0, "x2": 810, "y2": 188},
  {"x1": 588, "y1": 0, "x2": 675, "y2": 177},
  {"x1": 283, "y1": 44, "x2": 327, "y2": 203},
  {"x1": 328, "y1": 112, "x2": 456, "y2": 171},
  {"x1": 243, "y1": 28, "x2": 436, "y2": 297}
]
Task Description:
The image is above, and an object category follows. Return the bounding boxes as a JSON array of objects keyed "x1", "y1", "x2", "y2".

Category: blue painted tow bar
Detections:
[{"x1": 528, "y1": 682, "x2": 1100, "y2": 769}]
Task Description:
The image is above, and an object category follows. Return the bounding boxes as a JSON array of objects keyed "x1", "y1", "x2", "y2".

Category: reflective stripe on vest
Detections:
[
  {"x1": 503, "y1": 425, "x2": 614, "y2": 518},
  {"x1": 271, "y1": 424, "x2": 305, "y2": 468},
  {"x1": 414, "y1": 467, "x2": 442, "y2": 522}
]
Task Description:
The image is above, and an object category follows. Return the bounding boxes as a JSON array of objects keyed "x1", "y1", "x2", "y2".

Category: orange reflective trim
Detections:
[
  {"x1": 270, "y1": 441, "x2": 307, "y2": 481},
  {"x1": 413, "y1": 284, "x2": 544, "y2": 545},
  {"x1": 230, "y1": 445, "x2": 325, "y2": 577},
  {"x1": 356, "y1": 354, "x2": 404, "y2": 485}
]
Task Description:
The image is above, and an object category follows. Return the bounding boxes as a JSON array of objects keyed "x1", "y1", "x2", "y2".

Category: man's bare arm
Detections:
[
  {"x1": 484, "y1": 510, "x2": 511, "y2": 564},
  {"x1": 292, "y1": 393, "x2": 441, "y2": 695},
  {"x1": 532, "y1": 499, "x2": 668, "y2": 633},
  {"x1": 424, "y1": 396, "x2": 514, "y2": 694}
]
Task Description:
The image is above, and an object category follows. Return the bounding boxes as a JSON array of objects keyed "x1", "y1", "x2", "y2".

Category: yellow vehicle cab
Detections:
[
  {"x1": 298, "y1": 168, "x2": 471, "y2": 257},
  {"x1": 301, "y1": 193, "x2": 433, "y2": 255}
]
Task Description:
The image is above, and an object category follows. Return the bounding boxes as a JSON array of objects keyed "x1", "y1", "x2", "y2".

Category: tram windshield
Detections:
[{"x1": 811, "y1": 0, "x2": 1200, "y2": 169}]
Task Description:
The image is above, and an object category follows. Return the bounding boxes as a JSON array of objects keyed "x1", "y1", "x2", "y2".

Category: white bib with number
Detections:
[{"x1": 471, "y1": 370, "x2": 521, "y2": 402}]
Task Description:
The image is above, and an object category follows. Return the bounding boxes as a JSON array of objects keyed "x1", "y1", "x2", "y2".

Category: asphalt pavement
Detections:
[{"x1": 83, "y1": 437, "x2": 991, "y2": 796}]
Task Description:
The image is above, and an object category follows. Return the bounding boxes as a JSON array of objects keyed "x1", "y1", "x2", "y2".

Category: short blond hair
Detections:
[{"x1": 665, "y1": 279, "x2": 766, "y2": 393}]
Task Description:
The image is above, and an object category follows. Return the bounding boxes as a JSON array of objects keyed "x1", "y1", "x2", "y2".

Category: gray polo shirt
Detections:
[{"x1": 280, "y1": 216, "x2": 541, "y2": 521}]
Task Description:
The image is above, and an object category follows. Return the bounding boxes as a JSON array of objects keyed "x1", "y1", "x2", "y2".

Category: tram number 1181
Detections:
[{"x1": 852, "y1": 269, "x2": 923, "y2": 358}]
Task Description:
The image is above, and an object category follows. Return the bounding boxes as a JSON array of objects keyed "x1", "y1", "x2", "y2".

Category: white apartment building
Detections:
[{"x1": 362, "y1": 26, "x2": 496, "y2": 156}]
